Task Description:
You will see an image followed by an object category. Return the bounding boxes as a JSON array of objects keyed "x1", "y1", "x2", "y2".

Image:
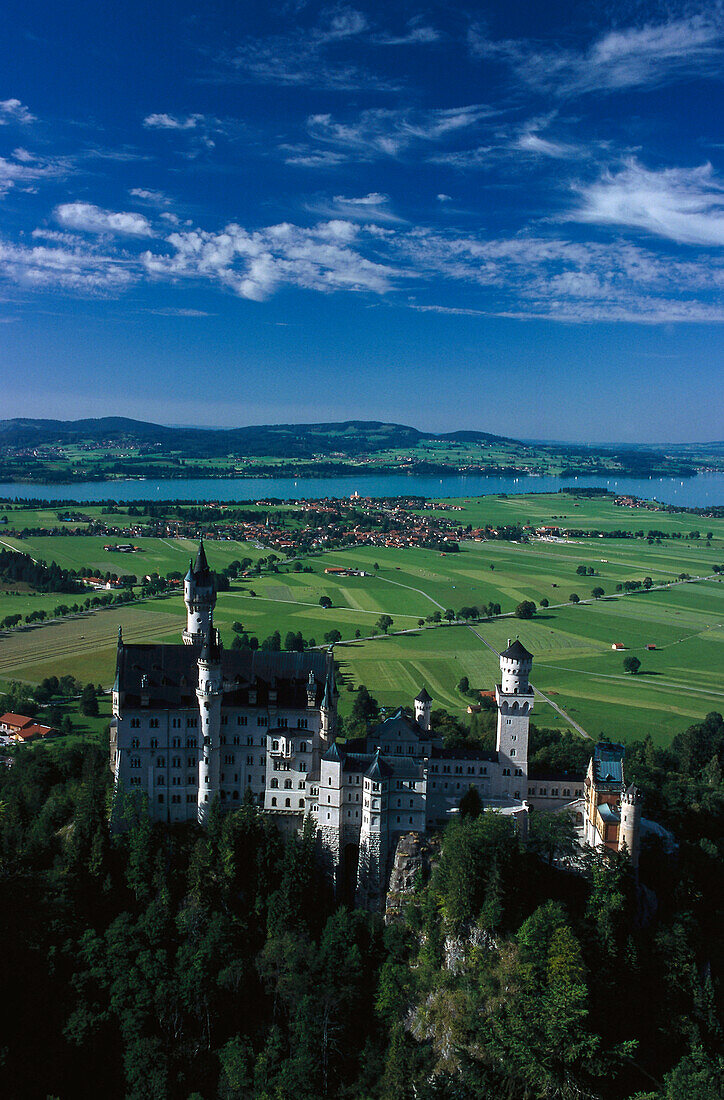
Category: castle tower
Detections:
[
  {"x1": 414, "y1": 687, "x2": 432, "y2": 732},
  {"x1": 355, "y1": 748, "x2": 390, "y2": 911},
  {"x1": 196, "y1": 627, "x2": 223, "y2": 825},
  {"x1": 495, "y1": 639, "x2": 534, "y2": 799},
  {"x1": 183, "y1": 539, "x2": 216, "y2": 646},
  {"x1": 618, "y1": 783, "x2": 641, "y2": 868}
]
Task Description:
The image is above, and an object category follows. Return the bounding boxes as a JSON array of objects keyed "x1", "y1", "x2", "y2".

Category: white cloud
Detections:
[
  {"x1": 55, "y1": 202, "x2": 155, "y2": 237},
  {"x1": 142, "y1": 219, "x2": 398, "y2": 300},
  {"x1": 306, "y1": 105, "x2": 494, "y2": 159},
  {"x1": 472, "y1": 14, "x2": 724, "y2": 97},
  {"x1": 572, "y1": 160, "x2": 724, "y2": 245},
  {"x1": 375, "y1": 19, "x2": 440, "y2": 46},
  {"x1": 0, "y1": 152, "x2": 67, "y2": 195},
  {"x1": 0, "y1": 238, "x2": 138, "y2": 293},
  {"x1": 308, "y1": 192, "x2": 402, "y2": 223},
  {"x1": 437, "y1": 193, "x2": 452, "y2": 202},
  {"x1": 0, "y1": 99, "x2": 35, "y2": 124},
  {"x1": 143, "y1": 113, "x2": 202, "y2": 130},
  {"x1": 129, "y1": 188, "x2": 170, "y2": 205}
]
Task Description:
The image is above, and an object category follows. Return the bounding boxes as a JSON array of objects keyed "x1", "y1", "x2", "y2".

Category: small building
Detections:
[
  {"x1": 611, "y1": 642, "x2": 625, "y2": 651},
  {"x1": 646, "y1": 644, "x2": 656, "y2": 651},
  {"x1": 0, "y1": 713, "x2": 35, "y2": 736}
]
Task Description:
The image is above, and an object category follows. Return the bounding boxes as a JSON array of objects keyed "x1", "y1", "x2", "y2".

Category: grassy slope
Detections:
[{"x1": 0, "y1": 492, "x2": 722, "y2": 747}]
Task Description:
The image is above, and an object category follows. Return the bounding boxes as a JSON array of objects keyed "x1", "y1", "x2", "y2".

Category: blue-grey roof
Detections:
[
  {"x1": 598, "y1": 803, "x2": 620, "y2": 823},
  {"x1": 501, "y1": 639, "x2": 533, "y2": 661},
  {"x1": 593, "y1": 742, "x2": 625, "y2": 786}
]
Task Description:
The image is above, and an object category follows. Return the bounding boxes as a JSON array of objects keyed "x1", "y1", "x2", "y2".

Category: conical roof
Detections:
[
  {"x1": 415, "y1": 687, "x2": 432, "y2": 703},
  {"x1": 501, "y1": 639, "x2": 533, "y2": 661},
  {"x1": 193, "y1": 539, "x2": 210, "y2": 578}
]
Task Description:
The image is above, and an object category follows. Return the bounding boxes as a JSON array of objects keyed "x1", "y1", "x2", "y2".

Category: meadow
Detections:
[{"x1": 0, "y1": 492, "x2": 721, "y2": 747}]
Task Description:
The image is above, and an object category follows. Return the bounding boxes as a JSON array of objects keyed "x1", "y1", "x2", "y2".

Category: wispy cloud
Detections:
[
  {"x1": 143, "y1": 113, "x2": 203, "y2": 130},
  {"x1": 55, "y1": 202, "x2": 155, "y2": 237},
  {"x1": 471, "y1": 13, "x2": 724, "y2": 97},
  {"x1": 129, "y1": 188, "x2": 171, "y2": 205},
  {"x1": 305, "y1": 105, "x2": 495, "y2": 160},
  {"x1": 0, "y1": 150, "x2": 68, "y2": 195},
  {"x1": 0, "y1": 98, "x2": 35, "y2": 124},
  {"x1": 307, "y1": 192, "x2": 403, "y2": 223},
  {"x1": 0, "y1": 237, "x2": 138, "y2": 293},
  {"x1": 374, "y1": 18, "x2": 440, "y2": 46},
  {"x1": 572, "y1": 160, "x2": 724, "y2": 245}
]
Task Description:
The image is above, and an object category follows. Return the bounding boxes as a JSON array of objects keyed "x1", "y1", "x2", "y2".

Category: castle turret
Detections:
[
  {"x1": 356, "y1": 748, "x2": 390, "y2": 910},
  {"x1": 495, "y1": 639, "x2": 533, "y2": 799},
  {"x1": 618, "y1": 783, "x2": 641, "y2": 868},
  {"x1": 414, "y1": 687, "x2": 432, "y2": 732},
  {"x1": 183, "y1": 539, "x2": 216, "y2": 646},
  {"x1": 196, "y1": 627, "x2": 223, "y2": 825},
  {"x1": 320, "y1": 652, "x2": 336, "y2": 744}
]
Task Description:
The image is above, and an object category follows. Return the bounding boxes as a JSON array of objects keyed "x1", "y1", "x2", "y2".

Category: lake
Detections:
[{"x1": 0, "y1": 471, "x2": 723, "y2": 507}]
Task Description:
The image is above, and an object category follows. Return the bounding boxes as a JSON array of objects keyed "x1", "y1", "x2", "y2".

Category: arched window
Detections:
[
  {"x1": 285, "y1": 798, "x2": 291, "y2": 807},
  {"x1": 272, "y1": 740, "x2": 279, "y2": 750},
  {"x1": 299, "y1": 798, "x2": 305, "y2": 808},
  {"x1": 284, "y1": 778, "x2": 292, "y2": 789},
  {"x1": 271, "y1": 797, "x2": 277, "y2": 806},
  {"x1": 270, "y1": 778, "x2": 278, "y2": 788},
  {"x1": 300, "y1": 742, "x2": 307, "y2": 753}
]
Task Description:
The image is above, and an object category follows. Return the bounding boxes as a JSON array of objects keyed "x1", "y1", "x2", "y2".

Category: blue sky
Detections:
[{"x1": 1, "y1": 0, "x2": 722, "y2": 441}]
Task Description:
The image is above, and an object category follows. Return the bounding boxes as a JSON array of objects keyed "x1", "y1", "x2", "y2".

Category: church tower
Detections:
[
  {"x1": 196, "y1": 627, "x2": 223, "y2": 825},
  {"x1": 183, "y1": 539, "x2": 216, "y2": 645},
  {"x1": 495, "y1": 639, "x2": 534, "y2": 799}
]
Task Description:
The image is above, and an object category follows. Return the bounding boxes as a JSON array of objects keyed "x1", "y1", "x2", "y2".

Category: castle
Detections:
[{"x1": 110, "y1": 542, "x2": 640, "y2": 904}]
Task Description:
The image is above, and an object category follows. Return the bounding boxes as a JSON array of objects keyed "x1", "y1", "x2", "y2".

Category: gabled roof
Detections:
[
  {"x1": 501, "y1": 639, "x2": 533, "y2": 661},
  {"x1": 366, "y1": 749, "x2": 392, "y2": 780}
]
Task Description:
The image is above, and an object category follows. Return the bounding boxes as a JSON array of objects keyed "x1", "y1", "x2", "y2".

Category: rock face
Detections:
[{"x1": 385, "y1": 832, "x2": 436, "y2": 921}]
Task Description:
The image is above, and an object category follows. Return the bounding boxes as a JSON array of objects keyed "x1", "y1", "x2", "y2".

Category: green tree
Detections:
[
  {"x1": 515, "y1": 600, "x2": 536, "y2": 619},
  {"x1": 624, "y1": 656, "x2": 641, "y2": 674},
  {"x1": 376, "y1": 614, "x2": 394, "y2": 634}
]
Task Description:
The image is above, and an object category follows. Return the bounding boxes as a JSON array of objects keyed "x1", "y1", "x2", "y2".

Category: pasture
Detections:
[{"x1": 0, "y1": 491, "x2": 722, "y2": 747}]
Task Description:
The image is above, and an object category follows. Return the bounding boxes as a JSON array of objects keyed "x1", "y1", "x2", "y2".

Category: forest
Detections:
[{"x1": 0, "y1": 713, "x2": 722, "y2": 1099}]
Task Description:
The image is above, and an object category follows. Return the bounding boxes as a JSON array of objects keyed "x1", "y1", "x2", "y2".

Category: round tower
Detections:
[
  {"x1": 500, "y1": 638, "x2": 532, "y2": 695},
  {"x1": 196, "y1": 628, "x2": 223, "y2": 825},
  {"x1": 183, "y1": 539, "x2": 216, "y2": 646},
  {"x1": 414, "y1": 687, "x2": 432, "y2": 732},
  {"x1": 618, "y1": 784, "x2": 642, "y2": 868}
]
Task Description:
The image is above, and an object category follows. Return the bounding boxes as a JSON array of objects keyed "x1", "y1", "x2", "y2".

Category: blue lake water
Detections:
[{"x1": 0, "y1": 471, "x2": 723, "y2": 507}]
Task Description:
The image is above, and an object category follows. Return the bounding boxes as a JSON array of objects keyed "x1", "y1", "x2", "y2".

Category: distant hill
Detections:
[{"x1": 0, "y1": 418, "x2": 522, "y2": 459}]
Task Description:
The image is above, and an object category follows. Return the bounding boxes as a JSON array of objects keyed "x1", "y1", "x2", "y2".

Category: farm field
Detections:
[{"x1": 0, "y1": 492, "x2": 722, "y2": 748}]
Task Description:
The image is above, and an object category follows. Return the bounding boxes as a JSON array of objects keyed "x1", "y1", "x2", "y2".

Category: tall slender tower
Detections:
[
  {"x1": 495, "y1": 639, "x2": 534, "y2": 799},
  {"x1": 196, "y1": 627, "x2": 222, "y2": 825},
  {"x1": 183, "y1": 539, "x2": 216, "y2": 645},
  {"x1": 618, "y1": 783, "x2": 642, "y2": 868}
]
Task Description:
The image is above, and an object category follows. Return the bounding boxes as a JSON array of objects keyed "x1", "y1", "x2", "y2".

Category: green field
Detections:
[{"x1": 1, "y1": 492, "x2": 722, "y2": 748}]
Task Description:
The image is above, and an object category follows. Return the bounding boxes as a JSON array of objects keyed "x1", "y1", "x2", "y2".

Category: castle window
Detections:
[
  {"x1": 299, "y1": 742, "x2": 307, "y2": 753},
  {"x1": 156, "y1": 776, "x2": 165, "y2": 786},
  {"x1": 329, "y1": 777, "x2": 332, "y2": 785},
  {"x1": 270, "y1": 778, "x2": 278, "y2": 789},
  {"x1": 510, "y1": 749, "x2": 516, "y2": 757},
  {"x1": 284, "y1": 779, "x2": 292, "y2": 790},
  {"x1": 563, "y1": 789, "x2": 570, "y2": 796},
  {"x1": 220, "y1": 735, "x2": 227, "y2": 746},
  {"x1": 172, "y1": 718, "x2": 181, "y2": 728},
  {"x1": 186, "y1": 737, "x2": 195, "y2": 748},
  {"x1": 279, "y1": 719, "x2": 288, "y2": 729},
  {"x1": 300, "y1": 761, "x2": 307, "y2": 772},
  {"x1": 272, "y1": 740, "x2": 279, "y2": 751},
  {"x1": 511, "y1": 734, "x2": 517, "y2": 741},
  {"x1": 238, "y1": 716, "x2": 248, "y2": 726},
  {"x1": 225, "y1": 754, "x2": 234, "y2": 765},
  {"x1": 187, "y1": 717, "x2": 197, "y2": 727},
  {"x1": 257, "y1": 716, "x2": 268, "y2": 727},
  {"x1": 149, "y1": 719, "x2": 159, "y2": 729},
  {"x1": 186, "y1": 794, "x2": 194, "y2": 803},
  {"x1": 156, "y1": 755, "x2": 165, "y2": 767},
  {"x1": 172, "y1": 737, "x2": 181, "y2": 748},
  {"x1": 187, "y1": 756, "x2": 195, "y2": 767},
  {"x1": 503, "y1": 768, "x2": 511, "y2": 776},
  {"x1": 130, "y1": 756, "x2": 140, "y2": 769},
  {"x1": 299, "y1": 798, "x2": 304, "y2": 808},
  {"x1": 130, "y1": 718, "x2": 140, "y2": 728},
  {"x1": 396, "y1": 816, "x2": 400, "y2": 823},
  {"x1": 285, "y1": 798, "x2": 291, "y2": 807},
  {"x1": 187, "y1": 775, "x2": 195, "y2": 785},
  {"x1": 480, "y1": 767, "x2": 487, "y2": 775},
  {"x1": 515, "y1": 768, "x2": 523, "y2": 776},
  {"x1": 158, "y1": 794, "x2": 164, "y2": 803},
  {"x1": 131, "y1": 738, "x2": 140, "y2": 749},
  {"x1": 272, "y1": 797, "x2": 277, "y2": 807},
  {"x1": 130, "y1": 777, "x2": 141, "y2": 787},
  {"x1": 221, "y1": 716, "x2": 228, "y2": 725},
  {"x1": 259, "y1": 757, "x2": 265, "y2": 766},
  {"x1": 396, "y1": 746, "x2": 402, "y2": 754},
  {"x1": 298, "y1": 781, "x2": 305, "y2": 789},
  {"x1": 297, "y1": 719, "x2": 308, "y2": 729},
  {"x1": 528, "y1": 788, "x2": 536, "y2": 796},
  {"x1": 410, "y1": 799, "x2": 414, "y2": 807},
  {"x1": 172, "y1": 756, "x2": 181, "y2": 768},
  {"x1": 247, "y1": 755, "x2": 253, "y2": 765}
]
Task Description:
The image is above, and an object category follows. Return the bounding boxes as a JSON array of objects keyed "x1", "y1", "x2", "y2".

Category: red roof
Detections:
[{"x1": 0, "y1": 713, "x2": 35, "y2": 729}]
